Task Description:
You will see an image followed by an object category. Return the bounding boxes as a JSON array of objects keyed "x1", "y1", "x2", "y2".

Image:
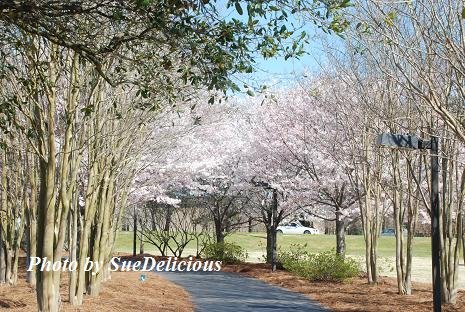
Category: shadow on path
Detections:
[{"x1": 158, "y1": 271, "x2": 329, "y2": 312}]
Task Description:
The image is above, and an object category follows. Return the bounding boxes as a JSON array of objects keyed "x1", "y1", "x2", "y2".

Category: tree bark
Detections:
[
  {"x1": 335, "y1": 207, "x2": 346, "y2": 257},
  {"x1": 35, "y1": 45, "x2": 60, "y2": 312},
  {"x1": 214, "y1": 220, "x2": 225, "y2": 244},
  {"x1": 266, "y1": 226, "x2": 274, "y2": 264},
  {"x1": 0, "y1": 225, "x2": 5, "y2": 283}
]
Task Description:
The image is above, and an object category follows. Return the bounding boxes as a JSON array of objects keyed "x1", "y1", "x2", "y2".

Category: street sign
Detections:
[
  {"x1": 376, "y1": 133, "x2": 428, "y2": 149},
  {"x1": 376, "y1": 132, "x2": 441, "y2": 312}
]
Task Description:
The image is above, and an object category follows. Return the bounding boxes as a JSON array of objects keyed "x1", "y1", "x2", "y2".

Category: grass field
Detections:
[
  {"x1": 115, "y1": 231, "x2": 465, "y2": 288},
  {"x1": 115, "y1": 231, "x2": 433, "y2": 258}
]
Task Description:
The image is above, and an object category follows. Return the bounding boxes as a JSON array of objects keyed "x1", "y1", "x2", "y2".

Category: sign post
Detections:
[
  {"x1": 430, "y1": 136, "x2": 441, "y2": 312},
  {"x1": 377, "y1": 133, "x2": 441, "y2": 312}
]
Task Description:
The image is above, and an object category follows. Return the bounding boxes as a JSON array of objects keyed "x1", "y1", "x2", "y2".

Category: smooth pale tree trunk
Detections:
[
  {"x1": 438, "y1": 145, "x2": 462, "y2": 304},
  {"x1": 36, "y1": 155, "x2": 59, "y2": 312},
  {"x1": 361, "y1": 186, "x2": 376, "y2": 284},
  {"x1": 404, "y1": 166, "x2": 419, "y2": 296},
  {"x1": 54, "y1": 50, "x2": 81, "y2": 283},
  {"x1": 358, "y1": 126, "x2": 380, "y2": 284},
  {"x1": 0, "y1": 146, "x2": 26, "y2": 286},
  {"x1": 393, "y1": 181, "x2": 406, "y2": 294},
  {"x1": 140, "y1": 238, "x2": 144, "y2": 254},
  {"x1": 73, "y1": 80, "x2": 106, "y2": 305},
  {"x1": 392, "y1": 153, "x2": 414, "y2": 295},
  {"x1": 391, "y1": 152, "x2": 420, "y2": 295},
  {"x1": 75, "y1": 164, "x2": 101, "y2": 305},
  {"x1": 0, "y1": 150, "x2": 7, "y2": 284},
  {"x1": 68, "y1": 195, "x2": 79, "y2": 305},
  {"x1": 9, "y1": 199, "x2": 26, "y2": 286},
  {"x1": 460, "y1": 214, "x2": 465, "y2": 276},
  {"x1": 26, "y1": 156, "x2": 38, "y2": 287},
  {"x1": 5, "y1": 248, "x2": 12, "y2": 284},
  {"x1": 32, "y1": 43, "x2": 68, "y2": 312},
  {"x1": 88, "y1": 171, "x2": 115, "y2": 297},
  {"x1": 363, "y1": 174, "x2": 381, "y2": 285}
]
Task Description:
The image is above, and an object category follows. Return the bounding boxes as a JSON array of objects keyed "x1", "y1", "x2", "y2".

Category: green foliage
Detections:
[
  {"x1": 278, "y1": 244, "x2": 359, "y2": 282},
  {"x1": 0, "y1": 0, "x2": 352, "y2": 116},
  {"x1": 385, "y1": 11, "x2": 397, "y2": 27},
  {"x1": 203, "y1": 241, "x2": 247, "y2": 264}
]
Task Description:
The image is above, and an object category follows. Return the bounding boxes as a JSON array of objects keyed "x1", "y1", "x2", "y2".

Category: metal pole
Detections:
[
  {"x1": 271, "y1": 188, "x2": 278, "y2": 272},
  {"x1": 430, "y1": 136, "x2": 441, "y2": 312},
  {"x1": 133, "y1": 208, "x2": 137, "y2": 256}
]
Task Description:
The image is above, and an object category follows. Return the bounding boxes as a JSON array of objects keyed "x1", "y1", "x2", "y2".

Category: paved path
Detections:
[{"x1": 158, "y1": 271, "x2": 328, "y2": 312}]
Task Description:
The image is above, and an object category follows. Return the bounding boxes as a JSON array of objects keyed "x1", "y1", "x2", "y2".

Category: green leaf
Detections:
[
  {"x1": 137, "y1": 0, "x2": 152, "y2": 7},
  {"x1": 462, "y1": 7, "x2": 465, "y2": 19},
  {"x1": 81, "y1": 105, "x2": 94, "y2": 117},
  {"x1": 385, "y1": 11, "x2": 397, "y2": 27},
  {"x1": 340, "y1": 0, "x2": 352, "y2": 8},
  {"x1": 235, "y1": 2, "x2": 243, "y2": 15},
  {"x1": 246, "y1": 90, "x2": 255, "y2": 96}
]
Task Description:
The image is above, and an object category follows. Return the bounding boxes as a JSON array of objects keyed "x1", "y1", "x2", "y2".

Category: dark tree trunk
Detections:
[
  {"x1": 164, "y1": 205, "x2": 172, "y2": 232},
  {"x1": 266, "y1": 226, "x2": 273, "y2": 263},
  {"x1": 335, "y1": 207, "x2": 346, "y2": 257},
  {"x1": 133, "y1": 212, "x2": 137, "y2": 256},
  {"x1": 248, "y1": 217, "x2": 253, "y2": 232},
  {"x1": 0, "y1": 223, "x2": 5, "y2": 283},
  {"x1": 265, "y1": 189, "x2": 278, "y2": 270},
  {"x1": 214, "y1": 220, "x2": 225, "y2": 244}
]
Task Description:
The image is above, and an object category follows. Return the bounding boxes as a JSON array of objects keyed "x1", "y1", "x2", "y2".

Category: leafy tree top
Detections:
[{"x1": 0, "y1": 0, "x2": 350, "y2": 94}]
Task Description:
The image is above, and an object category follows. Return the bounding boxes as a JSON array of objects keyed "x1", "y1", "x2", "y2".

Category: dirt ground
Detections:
[
  {"x1": 3, "y1": 254, "x2": 464, "y2": 311},
  {"x1": 223, "y1": 263, "x2": 465, "y2": 312},
  {"x1": 0, "y1": 270, "x2": 193, "y2": 312}
]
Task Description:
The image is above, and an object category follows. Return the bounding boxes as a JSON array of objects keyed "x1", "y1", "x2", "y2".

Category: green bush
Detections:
[
  {"x1": 203, "y1": 241, "x2": 247, "y2": 264},
  {"x1": 278, "y1": 244, "x2": 359, "y2": 282}
]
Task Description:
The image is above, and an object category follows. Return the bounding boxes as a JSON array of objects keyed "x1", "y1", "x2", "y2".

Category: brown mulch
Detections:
[
  {"x1": 223, "y1": 263, "x2": 465, "y2": 312},
  {"x1": 0, "y1": 257, "x2": 193, "y2": 312}
]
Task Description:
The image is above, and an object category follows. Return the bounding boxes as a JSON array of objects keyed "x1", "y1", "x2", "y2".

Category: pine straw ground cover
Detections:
[
  {"x1": 223, "y1": 263, "x2": 465, "y2": 312},
  {"x1": 0, "y1": 258, "x2": 193, "y2": 312}
]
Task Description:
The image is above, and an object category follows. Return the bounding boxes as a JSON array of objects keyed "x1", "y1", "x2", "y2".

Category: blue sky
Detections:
[
  {"x1": 247, "y1": 42, "x2": 328, "y2": 86},
  {"x1": 216, "y1": 1, "x2": 338, "y2": 89}
]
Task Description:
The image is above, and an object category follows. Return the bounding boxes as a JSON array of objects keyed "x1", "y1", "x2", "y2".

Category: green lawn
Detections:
[
  {"x1": 116, "y1": 231, "x2": 465, "y2": 288},
  {"x1": 115, "y1": 231, "x2": 432, "y2": 258}
]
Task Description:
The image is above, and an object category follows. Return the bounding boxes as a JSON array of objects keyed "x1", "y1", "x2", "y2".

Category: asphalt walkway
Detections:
[{"x1": 158, "y1": 271, "x2": 328, "y2": 312}]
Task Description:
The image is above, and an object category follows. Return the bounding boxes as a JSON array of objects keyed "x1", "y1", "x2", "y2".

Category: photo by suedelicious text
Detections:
[{"x1": 27, "y1": 256, "x2": 222, "y2": 273}]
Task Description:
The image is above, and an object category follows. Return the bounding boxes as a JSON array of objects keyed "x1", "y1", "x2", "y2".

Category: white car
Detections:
[{"x1": 276, "y1": 222, "x2": 320, "y2": 234}]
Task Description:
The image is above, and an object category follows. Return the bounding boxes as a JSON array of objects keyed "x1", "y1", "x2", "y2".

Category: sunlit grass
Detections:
[{"x1": 115, "y1": 231, "x2": 432, "y2": 258}]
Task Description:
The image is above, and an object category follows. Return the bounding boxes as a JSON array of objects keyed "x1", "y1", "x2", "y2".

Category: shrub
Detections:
[
  {"x1": 278, "y1": 244, "x2": 359, "y2": 282},
  {"x1": 202, "y1": 241, "x2": 247, "y2": 264}
]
